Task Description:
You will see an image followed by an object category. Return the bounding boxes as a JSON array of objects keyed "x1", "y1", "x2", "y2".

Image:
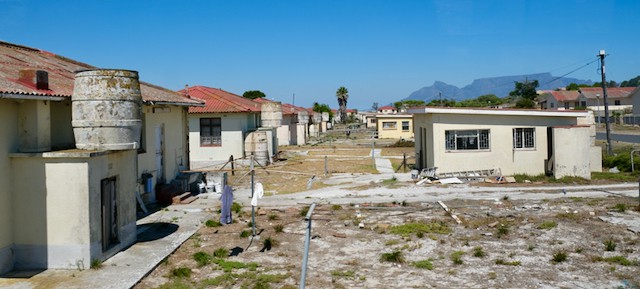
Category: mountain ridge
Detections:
[{"x1": 404, "y1": 72, "x2": 594, "y2": 102}]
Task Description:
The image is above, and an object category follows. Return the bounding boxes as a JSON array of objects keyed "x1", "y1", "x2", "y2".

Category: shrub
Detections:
[
  {"x1": 537, "y1": 221, "x2": 558, "y2": 230},
  {"x1": 274, "y1": 224, "x2": 284, "y2": 233},
  {"x1": 604, "y1": 239, "x2": 617, "y2": 251},
  {"x1": 268, "y1": 213, "x2": 279, "y2": 220},
  {"x1": 602, "y1": 148, "x2": 640, "y2": 172},
  {"x1": 450, "y1": 251, "x2": 464, "y2": 265},
  {"x1": 205, "y1": 219, "x2": 222, "y2": 227},
  {"x1": 231, "y1": 202, "x2": 243, "y2": 214},
  {"x1": 90, "y1": 259, "x2": 103, "y2": 270},
  {"x1": 473, "y1": 247, "x2": 486, "y2": 258},
  {"x1": 171, "y1": 267, "x2": 192, "y2": 278},
  {"x1": 193, "y1": 251, "x2": 212, "y2": 266},
  {"x1": 240, "y1": 230, "x2": 252, "y2": 238},
  {"x1": 380, "y1": 250, "x2": 405, "y2": 263},
  {"x1": 613, "y1": 203, "x2": 627, "y2": 213},
  {"x1": 388, "y1": 221, "x2": 450, "y2": 236},
  {"x1": 495, "y1": 259, "x2": 521, "y2": 266},
  {"x1": 496, "y1": 224, "x2": 509, "y2": 238},
  {"x1": 551, "y1": 251, "x2": 567, "y2": 263},
  {"x1": 213, "y1": 247, "x2": 228, "y2": 258},
  {"x1": 331, "y1": 204, "x2": 342, "y2": 211},
  {"x1": 300, "y1": 206, "x2": 310, "y2": 217},
  {"x1": 412, "y1": 259, "x2": 434, "y2": 270}
]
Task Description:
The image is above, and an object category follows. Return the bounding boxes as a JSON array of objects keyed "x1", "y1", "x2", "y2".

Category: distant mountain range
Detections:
[{"x1": 404, "y1": 72, "x2": 594, "y2": 102}]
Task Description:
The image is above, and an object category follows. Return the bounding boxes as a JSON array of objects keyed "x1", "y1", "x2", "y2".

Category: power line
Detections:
[{"x1": 540, "y1": 57, "x2": 599, "y2": 87}]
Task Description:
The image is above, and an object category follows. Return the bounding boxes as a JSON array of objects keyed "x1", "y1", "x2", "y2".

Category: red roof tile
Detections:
[
  {"x1": 578, "y1": 87, "x2": 635, "y2": 99},
  {"x1": 180, "y1": 86, "x2": 261, "y2": 113},
  {"x1": 378, "y1": 105, "x2": 396, "y2": 111},
  {"x1": 0, "y1": 41, "x2": 202, "y2": 106}
]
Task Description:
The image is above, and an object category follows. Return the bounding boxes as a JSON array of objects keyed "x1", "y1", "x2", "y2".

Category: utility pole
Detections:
[
  {"x1": 292, "y1": 93, "x2": 295, "y2": 106},
  {"x1": 599, "y1": 50, "x2": 613, "y2": 155}
]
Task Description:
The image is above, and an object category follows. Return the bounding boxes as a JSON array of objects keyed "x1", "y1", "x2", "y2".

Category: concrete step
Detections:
[
  {"x1": 180, "y1": 196, "x2": 199, "y2": 204},
  {"x1": 172, "y1": 192, "x2": 192, "y2": 204}
]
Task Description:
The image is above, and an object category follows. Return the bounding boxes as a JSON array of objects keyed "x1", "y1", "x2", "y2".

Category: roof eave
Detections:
[
  {"x1": 143, "y1": 100, "x2": 205, "y2": 107},
  {"x1": 0, "y1": 92, "x2": 66, "y2": 101}
]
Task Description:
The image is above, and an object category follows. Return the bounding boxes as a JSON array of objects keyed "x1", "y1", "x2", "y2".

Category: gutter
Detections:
[
  {"x1": 0, "y1": 92, "x2": 65, "y2": 101},
  {"x1": 143, "y1": 100, "x2": 205, "y2": 107}
]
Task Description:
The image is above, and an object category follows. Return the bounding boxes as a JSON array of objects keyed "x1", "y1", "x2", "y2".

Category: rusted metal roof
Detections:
[
  {"x1": 181, "y1": 86, "x2": 261, "y2": 113},
  {"x1": 541, "y1": 90, "x2": 580, "y2": 102},
  {"x1": 0, "y1": 41, "x2": 202, "y2": 106},
  {"x1": 578, "y1": 87, "x2": 635, "y2": 99}
]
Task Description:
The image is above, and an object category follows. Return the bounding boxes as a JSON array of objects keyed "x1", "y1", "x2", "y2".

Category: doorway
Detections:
[{"x1": 101, "y1": 176, "x2": 119, "y2": 251}]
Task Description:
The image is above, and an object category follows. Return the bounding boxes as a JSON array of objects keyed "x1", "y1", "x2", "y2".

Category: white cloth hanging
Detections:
[{"x1": 251, "y1": 182, "x2": 264, "y2": 206}]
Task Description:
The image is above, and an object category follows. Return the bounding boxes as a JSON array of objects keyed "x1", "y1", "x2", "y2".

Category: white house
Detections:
[
  {"x1": 410, "y1": 107, "x2": 601, "y2": 179},
  {"x1": 0, "y1": 41, "x2": 202, "y2": 274},
  {"x1": 181, "y1": 86, "x2": 262, "y2": 169}
]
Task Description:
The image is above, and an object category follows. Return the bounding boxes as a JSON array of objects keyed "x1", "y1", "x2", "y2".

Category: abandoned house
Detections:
[
  {"x1": 410, "y1": 107, "x2": 602, "y2": 179},
  {"x1": 0, "y1": 41, "x2": 202, "y2": 274}
]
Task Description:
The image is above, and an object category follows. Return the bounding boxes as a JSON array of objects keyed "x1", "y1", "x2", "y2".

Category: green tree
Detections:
[
  {"x1": 565, "y1": 83, "x2": 591, "y2": 91},
  {"x1": 371, "y1": 102, "x2": 379, "y2": 111},
  {"x1": 393, "y1": 100, "x2": 426, "y2": 110},
  {"x1": 242, "y1": 90, "x2": 266, "y2": 99},
  {"x1": 427, "y1": 99, "x2": 456, "y2": 107},
  {"x1": 336, "y1": 86, "x2": 349, "y2": 124},
  {"x1": 620, "y1": 75, "x2": 640, "y2": 87},
  {"x1": 312, "y1": 102, "x2": 333, "y2": 120},
  {"x1": 509, "y1": 80, "x2": 539, "y2": 100}
]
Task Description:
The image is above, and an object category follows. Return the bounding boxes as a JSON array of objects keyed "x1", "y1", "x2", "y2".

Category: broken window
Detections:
[
  {"x1": 402, "y1": 121, "x2": 410, "y2": 131},
  {"x1": 200, "y1": 118, "x2": 222, "y2": 146},
  {"x1": 382, "y1": 122, "x2": 397, "y2": 129},
  {"x1": 513, "y1": 128, "x2": 535, "y2": 149},
  {"x1": 445, "y1": 129, "x2": 490, "y2": 151}
]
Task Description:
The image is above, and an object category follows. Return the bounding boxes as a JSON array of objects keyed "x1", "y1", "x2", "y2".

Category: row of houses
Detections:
[
  {"x1": 539, "y1": 87, "x2": 638, "y2": 116},
  {"x1": 0, "y1": 41, "x2": 333, "y2": 274}
]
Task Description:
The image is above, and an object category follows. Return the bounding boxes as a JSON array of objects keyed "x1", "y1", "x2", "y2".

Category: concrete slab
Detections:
[{"x1": 0, "y1": 196, "x2": 218, "y2": 289}]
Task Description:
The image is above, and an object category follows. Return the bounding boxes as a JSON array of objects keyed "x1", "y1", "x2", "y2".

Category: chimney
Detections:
[
  {"x1": 19, "y1": 69, "x2": 49, "y2": 90},
  {"x1": 184, "y1": 84, "x2": 190, "y2": 97}
]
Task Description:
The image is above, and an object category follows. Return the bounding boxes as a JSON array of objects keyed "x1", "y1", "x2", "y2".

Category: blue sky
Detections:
[{"x1": 1, "y1": 0, "x2": 638, "y2": 110}]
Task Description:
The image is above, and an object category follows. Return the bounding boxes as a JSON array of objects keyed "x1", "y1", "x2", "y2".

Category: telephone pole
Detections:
[{"x1": 598, "y1": 50, "x2": 613, "y2": 155}]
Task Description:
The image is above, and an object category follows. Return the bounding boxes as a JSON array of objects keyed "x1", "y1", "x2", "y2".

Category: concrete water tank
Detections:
[
  {"x1": 260, "y1": 102, "x2": 282, "y2": 128},
  {"x1": 244, "y1": 131, "x2": 269, "y2": 167},
  {"x1": 72, "y1": 69, "x2": 142, "y2": 150},
  {"x1": 296, "y1": 110, "x2": 309, "y2": 124}
]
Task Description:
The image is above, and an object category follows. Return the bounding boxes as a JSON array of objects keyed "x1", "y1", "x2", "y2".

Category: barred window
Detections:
[
  {"x1": 513, "y1": 128, "x2": 535, "y2": 149},
  {"x1": 402, "y1": 121, "x2": 410, "y2": 131},
  {"x1": 200, "y1": 118, "x2": 221, "y2": 146},
  {"x1": 445, "y1": 130, "x2": 490, "y2": 151}
]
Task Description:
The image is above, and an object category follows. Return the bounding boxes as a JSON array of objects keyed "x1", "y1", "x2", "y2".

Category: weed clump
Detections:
[
  {"x1": 551, "y1": 251, "x2": 567, "y2": 263},
  {"x1": 380, "y1": 250, "x2": 405, "y2": 263},
  {"x1": 240, "y1": 230, "x2": 252, "y2": 238},
  {"x1": 604, "y1": 239, "x2": 617, "y2": 251},
  {"x1": 171, "y1": 267, "x2": 192, "y2": 278},
  {"x1": 213, "y1": 247, "x2": 228, "y2": 258},
  {"x1": 274, "y1": 224, "x2": 284, "y2": 233},
  {"x1": 450, "y1": 251, "x2": 465, "y2": 265},
  {"x1": 473, "y1": 247, "x2": 486, "y2": 258},
  {"x1": 412, "y1": 259, "x2": 434, "y2": 270},
  {"x1": 537, "y1": 221, "x2": 558, "y2": 230},
  {"x1": 388, "y1": 221, "x2": 450, "y2": 237},
  {"x1": 193, "y1": 251, "x2": 212, "y2": 267},
  {"x1": 205, "y1": 219, "x2": 222, "y2": 227},
  {"x1": 495, "y1": 259, "x2": 521, "y2": 266}
]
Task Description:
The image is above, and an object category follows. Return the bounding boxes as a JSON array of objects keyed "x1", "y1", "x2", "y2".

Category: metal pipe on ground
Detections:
[{"x1": 299, "y1": 203, "x2": 317, "y2": 289}]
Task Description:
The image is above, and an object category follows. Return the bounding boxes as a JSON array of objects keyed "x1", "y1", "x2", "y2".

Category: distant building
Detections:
[{"x1": 376, "y1": 114, "x2": 414, "y2": 140}]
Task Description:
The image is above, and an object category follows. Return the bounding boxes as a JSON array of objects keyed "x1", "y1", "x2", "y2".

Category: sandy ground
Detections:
[{"x1": 134, "y1": 177, "x2": 640, "y2": 289}]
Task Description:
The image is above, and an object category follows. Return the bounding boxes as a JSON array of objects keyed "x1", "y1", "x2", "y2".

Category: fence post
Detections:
[
  {"x1": 250, "y1": 154, "x2": 256, "y2": 237},
  {"x1": 299, "y1": 203, "x2": 317, "y2": 289},
  {"x1": 324, "y1": 156, "x2": 328, "y2": 176},
  {"x1": 371, "y1": 141, "x2": 376, "y2": 170},
  {"x1": 230, "y1": 155, "x2": 235, "y2": 176}
]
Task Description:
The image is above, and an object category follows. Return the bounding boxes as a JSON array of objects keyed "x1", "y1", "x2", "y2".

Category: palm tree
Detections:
[{"x1": 336, "y1": 86, "x2": 349, "y2": 124}]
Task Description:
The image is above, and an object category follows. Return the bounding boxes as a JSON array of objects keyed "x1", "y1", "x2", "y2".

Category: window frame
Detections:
[
  {"x1": 445, "y1": 129, "x2": 490, "y2": 152},
  {"x1": 382, "y1": 121, "x2": 397, "y2": 130},
  {"x1": 513, "y1": 127, "x2": 535, "y2": 150},
  {"x1": 401, "y1": 121, "x2": 410, "y2": 131},
  {"x1": 200, "y1": 117, "x2": 222, "y2": 147}
]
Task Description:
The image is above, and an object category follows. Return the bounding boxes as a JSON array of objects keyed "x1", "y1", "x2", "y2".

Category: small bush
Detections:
[
  {"x1": 213, "y1": 247, "x2": 228, "y2": 258},
  {"x1": 551, "y1": 251, "x2": 567, "y2": 263},
  {"x1": 171, "y1": 267, "x2": 192, "y2": 278},
  {"x1": 205, "y1": 219, "x2": 222, "y2": 227},
  {"x1": 331, "y1": 204, "x2": 342, "y2": 211},
  {"x1": 496, "y1": 224, "x2": 509, "y2": 238},
  {"x1": 604, "y1": 239, "x2": 617, "y2": 251},
  {"x1": 274, "y1": 224, "x2": 284, "y2": 233},
  {"x1": 90, "y1": 259, "x2": 103, "y2": 270},
  {"x1": 231, "y1": 202, "x2": 243, "y2": 214},
  {"x1": 537, "y1": 221, "x2": 558, "y2": 230},
  {"x1": 193, "y1": 251, "x2": 212, "y2": 267},
  {"x1": 300, "y1": 206, "x2": 310, "y2": 217},
  {"x1": 214, "y1": 259, "x2": 258, "y2": 273},
  {"x1": 380, "y1": 250, "x2": 405, "y2": 263},
  {"x1": 495, "y1": 259, "x2": 521, "y2": 266},
  {"x1": 388, "y1": 221, "x2": 450, "y2": 236},
  {"x1": 412, "y1": 259, "x2": 434, "y2": 270},
  {"x1": 268, "y1": 213, "x2": 279, "y2": 221},
  {"x1": 595, "y1": 255, "x2": 637, "y2": 266},
  {"x1": 450, "y1": 251, "x2": 464, "y2": 265},
  {"x1": 240, "y1": 230, "x2": 252, "y2": 238},
  {"x1": 613, "y1": 203, "x2": 627, "y2": 213},
  {"x1": 472, "y1": 247, "x2": 486, "y2": 258}
]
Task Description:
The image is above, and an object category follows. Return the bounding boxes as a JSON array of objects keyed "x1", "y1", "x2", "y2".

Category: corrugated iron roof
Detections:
[
  {"x1": 0, "y1": 41, "x2": 202, "y2": 106},
  {"x1": 578, "y1": 87, "x2": 635, "y2": 99},
  {"x1": 181, "y1": 86, "x2": 261, "y2": 113}
]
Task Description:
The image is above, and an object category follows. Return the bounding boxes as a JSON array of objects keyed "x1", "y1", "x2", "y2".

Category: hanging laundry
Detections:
[
  {"x1": 220, "y1": 185, "x2": 234, "y2": 224},
  {"x1": 251, "y1": 182, "x2": 264, "y2": 207}
]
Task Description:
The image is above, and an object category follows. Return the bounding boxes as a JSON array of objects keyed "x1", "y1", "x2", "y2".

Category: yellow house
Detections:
[{"x1": 376, "y1": 114, "x2": 414, "y2": 139}]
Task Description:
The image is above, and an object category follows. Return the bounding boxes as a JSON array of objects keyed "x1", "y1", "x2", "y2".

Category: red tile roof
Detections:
[
  {"x1": 578, "y1": 87, "x2": 635, "y2": 99},
  {"x1": 0, "y1": 41, "x2": 202, "y2": 106},
  {"x1": 180, "y1": 86, "x2": 261, "y2": 113},
  {"x1": 378, "y1": 105, "x2": 396, "y2": 111},
  {"x1": 542, "y1": 90, "x2": 580, "y2": 102}
]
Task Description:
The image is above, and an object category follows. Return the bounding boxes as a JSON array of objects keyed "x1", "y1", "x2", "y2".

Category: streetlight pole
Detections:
[{"x1": 596, "y1": 93, "x2": 600, "y2": 127}]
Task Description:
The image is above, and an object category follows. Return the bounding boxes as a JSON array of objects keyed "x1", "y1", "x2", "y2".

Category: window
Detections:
[
  {"x1": 382, "y1": 121, "x2": 397, "y2": 129},
  {"x1": 513, "y1": 128, "x2": 535, "y2": 149},
  {"x1": 402, "y1": 121, "x2": 410, "y2": 131},
  {"x1": 445, "y1": 130, "x2": 490, "y2": 151},
  {"x1": 614, "y1": 100, "x2": 621, "y2": 105},
  {"x1": 580, "y1": 101, "x2": 586, "y2": 107},
  {"x1": 550, "y1": 103, "x2": 555, "y2": 108},
  {"x1": 564, "y1": 103, "x2": 570, "y2": 109},
  {"x1": 200, "y1": 118, "x2": 221, "y2": 146}
]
